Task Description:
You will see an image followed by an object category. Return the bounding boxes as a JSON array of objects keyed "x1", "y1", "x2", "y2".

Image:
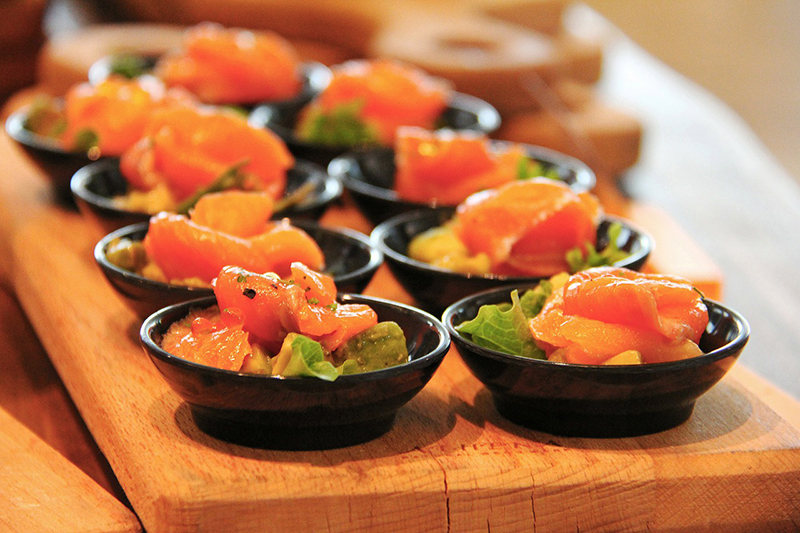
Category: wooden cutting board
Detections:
[{"x1": 1, "y1": 124, "x2": 799, "y2": 531}]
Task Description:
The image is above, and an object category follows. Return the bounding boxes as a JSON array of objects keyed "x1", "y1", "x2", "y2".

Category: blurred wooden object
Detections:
[
  {"x1": 35, "y1": 0, "x2": 642, "y2": 177},
  {"x1": 0, "y1": 0, "x2": 48, "y2": 102}
]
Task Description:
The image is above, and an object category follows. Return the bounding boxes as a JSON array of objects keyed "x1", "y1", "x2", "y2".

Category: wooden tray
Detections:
[{"x1": 1, "y1": 126, "x2": 799, "y2": 531}]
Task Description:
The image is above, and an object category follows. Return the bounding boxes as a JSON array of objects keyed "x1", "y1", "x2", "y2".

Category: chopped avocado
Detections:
[
  {"x1": 335, "y1": 322, "x2": 408, "y2": 372},
  {"x1": 105, "y1": 238, "x2": 149, "y2": 272},
  {"x1": 240, "y1": 344, "x2": 273, "y2": 374}
]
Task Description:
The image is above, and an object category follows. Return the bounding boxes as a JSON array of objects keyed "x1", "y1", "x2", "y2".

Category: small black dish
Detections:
[
  {"x1": 248, "y1": 92, "x2": 502, "y2": 167},
  {"x1": 72, "y1": 157, "x2": 343, "y2": 237},
  {"x1": 5, "y1": 107, "x2": 96, "y2": 202},
  {"x1": 88, "y1": 55, "x2": 332, "y2": 112},
  {"x1": 140, "y1": 294, "x2": 450, "y2": 449},
  {"x1": 328, "y1": 142, "x2": 596, "y2": 225},
  {"x1": 371, "y1": 208, "x2": 651, "y2": 315},
  {"x1": 96, "y1": 219, "x2": 382, "y2": 318},
  {"x1": 443, "y1": 285, "x2": 750, "y2": 438}
]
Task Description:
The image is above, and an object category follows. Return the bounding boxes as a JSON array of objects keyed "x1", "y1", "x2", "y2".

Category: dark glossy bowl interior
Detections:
[
  {"x1": 141, "y1": 294, "x2": 450, "y2": 449},
  {"x1": 96, "y1": 219, "x2": 382, "y2": 318},
  {"x1": 248, "y1": 91, "x2": 501, "y2": 167},
  {"x1": 443, "y1": 285, "x2": 750, "y2": 438},
  {"x1": 371, "y1": 207, "x2": 651, "y2": 315},
  {"x1": 72, "y1": 157, "x2": 343, "y2": 237},
  {"x1": 88, "y1": 55, "x2": 332, "y2": 111},
  {"x1": 5, "y1": 107, "x2": 96, "y2": 202},
  {"x1": 329, "y1": 143, "x2": 596, "y2": 225}
]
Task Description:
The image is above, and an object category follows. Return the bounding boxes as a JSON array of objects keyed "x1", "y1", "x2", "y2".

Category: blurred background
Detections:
[{"x1": 2, "y1": 0, "x2": 793, "y2": 183}]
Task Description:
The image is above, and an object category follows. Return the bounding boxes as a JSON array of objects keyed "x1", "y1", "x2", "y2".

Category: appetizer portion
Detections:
[
  {"x1": 161, "y1": 263, "x2": 409, "y2": 379},
  {"x1": 107, "y1": 190, "x2": 323, "y2": 285},
  {"x1": 295, "y1": 59, "x2": 451, "y2": 146},
  {"x1": 456, "y1": 267, "x2": 710, "y2": 365},
  {"x1": 25, "y1": 76, "x2": 195, "y2": 157},
  {"x1": 394, "y1": 127, "x2": 559, "y2": 204},
  {"x1": 155, "y1": 22, "x2": 303, "y2": 105},
  {"x1": 118, "y1": 105, "x2": 294, "y2": 213},
  {"x1": 408, "y1": 178, "x2": 627, "y2": 277}
]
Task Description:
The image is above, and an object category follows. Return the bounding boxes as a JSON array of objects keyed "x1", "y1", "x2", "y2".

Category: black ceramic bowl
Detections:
[
  {"x1": 72, "y1": 157, "x2": 343, "y2": 237},
  {"x1": 248, "y1": 92, "x2": 502, "y2": 167},
  {"x1": 88, "y1": 55, "x2": 332, "y2": 111},
  {"x1": 371, "y1": 208, "x2": 651, "y2": 314},
  {"x1": 96, "y1": 220, "x2": 382, "y2": 318},
  {"x1": 141, "y1": 294, "x2": 450, "y2": 449},
  {"x1": 328, "y1": 143, "x2": 596, "y2": 225},
  {"x1": 443, "y1": 285, "x2": 750, "y2": 438},
  {"x1": 5, "y1": 107, "x2": 96, "y2": 202}
]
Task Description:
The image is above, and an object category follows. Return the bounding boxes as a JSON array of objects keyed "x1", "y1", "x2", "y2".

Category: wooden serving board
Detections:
[
  {"x1": 1, "y1": 126, "x2": 799, "y2": 531},
  {"x1": 0, "y1": 406, "x2": 141, "y2": 532}
]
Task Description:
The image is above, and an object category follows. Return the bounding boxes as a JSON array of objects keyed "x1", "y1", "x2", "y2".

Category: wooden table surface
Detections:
[{"x1": 1, "y1": 10, "x2": 800, "y2": 532}]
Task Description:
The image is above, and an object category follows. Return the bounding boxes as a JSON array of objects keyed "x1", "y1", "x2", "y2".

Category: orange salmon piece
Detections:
[
  {"x1": 156, "y1": 22, "x2": 301, "y2": 104},
  {"x1": 61, "y1": 76, "x2": 173, "y2": 156},
  {"x1": 190, "y1": 190, "x2": 274, "y2": 237},
  {"x1": 394, "y1": 127, "x2": 525, "y2": 204},
  {"x1": 453, "y1": 178, "x2": 601, "y2": 276},
  {"x1": 214, "y1": 265, "x2": 377, "y2": 353},
  {"x1": 161, "y1": 306, "x2": 251, "y2": 371},
  {"x1": 123, "y1": 106, "x2": 292, "y2": 201},
  {"x1": 316, "y1": 60, "x2": 451, "y2": 144},
  {"x1": 143, "y1": 208, "x2": 324, "y2": 283},
  {"x1": 529, "y1": 267, "x2": 709, "y2": 364}
]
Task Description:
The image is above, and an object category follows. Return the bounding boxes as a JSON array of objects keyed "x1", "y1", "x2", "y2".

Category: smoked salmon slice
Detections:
[
  {"x1": 121, "y1": 106, "x2": 293, "y2": 201},
  {"x1": 156, "y1": 22, "x2": 302, "y2": 104},
  {"x1": 61, "y1": 75, "x2": 195, "y2": 156},
  {"x1": 142, "y1": 191, "x2": 323, "y2": 283},
  {"x1": 297, "y1": 59, "x2": 451, "y2": 145},
  {"x1": 529, "y1": 267, "x2": 709, "y2": 364},
  {"x1": 214, "y1": 265, "x2": 377, "y2": 353},
  {"x1": 452, "y1": 178, "x2": 601, "y2": 276},
  {"x1": 394, "y1": 127, "x2": 527, "y2": 204}
]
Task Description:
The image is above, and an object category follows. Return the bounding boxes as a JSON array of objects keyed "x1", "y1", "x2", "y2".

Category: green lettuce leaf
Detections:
[
  {"x1": 456, "y1": 290, "x2": 545, "y2": 359},
  {"x1": 281, "y1": 335, "x2": 340, "y2": 381}
]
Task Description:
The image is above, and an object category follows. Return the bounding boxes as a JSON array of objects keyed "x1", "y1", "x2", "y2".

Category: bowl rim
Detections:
[
  {"x1": 248, "y1": 90, "x2": 502, "y2": 147},
  {"x1": 442, "y1": 284, "x2": 751, "y2": 373},
  {"x1": 95, "y1": 219, "x2": 384, "y2": 293},
  {"x1": 140, "y1": 293, "x2": 451, "y2": 382},
  {"x1": 371, "y1": 208, "x2": 653, "y2": 283},
  {"x1": 331, "y1": 141, "x2": 597, "y2": 207},
  {"x1": 71, "y1": 157, "x2": 344, "y2": 216}
]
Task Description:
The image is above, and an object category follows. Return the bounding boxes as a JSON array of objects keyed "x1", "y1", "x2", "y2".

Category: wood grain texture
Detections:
[{"x1": 0, "y1": 407, "x2": 140, "y2": 532}]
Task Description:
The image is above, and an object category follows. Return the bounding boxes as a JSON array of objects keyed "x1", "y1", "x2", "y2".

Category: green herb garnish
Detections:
[
  {"x1": 175, "y1": 160, "x2": 249, "y2": 214},
  {"x1": 516, "y1": 157, "x2": 561, "y2": 181},
  {"x1": 107, "y1": 54, "x2": 151, "y2": 79},
  {"x1": 565, "y1": 222, "x2": 631, "y2": 273},
  {"x1": 296, "y1": 100, "x2": 380, "y2": 147}
]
